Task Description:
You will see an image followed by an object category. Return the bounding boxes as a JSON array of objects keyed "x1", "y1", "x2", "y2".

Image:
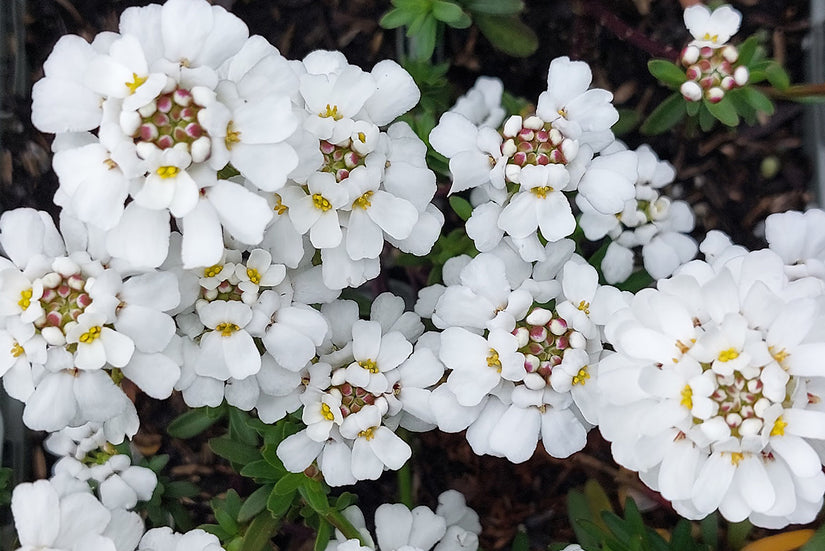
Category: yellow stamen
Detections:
[
  {"x1": 572, "y1": 366, "x2": 590, "y2": 386},
  {"x1": 125, "y1": 73, "x2": 147, "y2": 94},
  {"x1": 769, "y1": 345, "x2": 789, "y2": 365},
  {"x1": 225, "y1": 121, "x2": 241, "y2": 150},
  {"x1": 320, "y1": 402, "x2": 335, "y2": 421},
  {"x1": 156, "y1": 165, "x2": 179, "y2": 179},
  {"x1": 18, "y1": 288, "x2": 32, "y2": 310},
  {"x1": 718, "y1": 348, "x2": 739, "y2": 362},
  {"x1": 216, "y1": 322, "x2": 239, "y2": 337},
  {"x1": 770, "y1": 416, "x2": 787, "y2": 437},
  {"x1": 10, "y1": 342, "x2": 24, "y2": 358},
  {"x1": 357, "y1": 131, "x2": 366, "y2": 142},
  {"x1": 353, "y1": 190, "x2": 374, "y2": 210},
  {"x1": 320, "y1": 104, "x2": 342, "y2": 121},
  {"x1": 246, "y1": 268, "x2": 261, "y2": 285},
  {"x1": 104, "y1": 158, "x2": 118, "y2": 170},
  {"x1": 79, "y1": 326, "x2": 102, "y2": 343},
  {"x1": 486, "y1": 349, "x2": 502, "y2": 372},
  {"x1": 359, "y1": 359, "x2": 379, "y2": 373},
  {"x1": 312, "y1": 193, "x2": 332, "y2": 212},
  {"x1": 680, "y1": 385, "x2": 693, "y2": 409},
  {"x1": 675, "y1": 339, "x2": 693, "y2": 354},
  {"x1": 557, "y1": 108, "x2": 567, "y2": 117},
  {"x1": 273, "y1": 193, "x2": 288, "y2": 215},
  {"x1": 531, "y1": 186, "x2": 554, "y2": 199},
  {"x1": 730, "y1": 452, "x2": 744, "y2": 466},
  {"x1": 577, "y1": 300, "x2": 590, "y2": 315},
  {"x1": 358, "y1": 427, "x2": 375, "y2": 440},
  {"x1": 203, "y1": 264, "x2": 222, "y2": 278}
]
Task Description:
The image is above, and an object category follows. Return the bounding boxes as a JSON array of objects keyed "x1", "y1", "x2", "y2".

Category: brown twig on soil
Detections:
[{"x1": 577, "y1": 0, "x2": 680, "y2": 61}]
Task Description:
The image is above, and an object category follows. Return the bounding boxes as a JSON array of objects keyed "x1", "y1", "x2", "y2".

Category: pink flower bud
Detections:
[
  {"x1": 140, "y1": 123, "x2": 159, "y2": 141},
  {"x1": 549, "y1": 318, "x2": 567, "y2": 336},
  {"x1": 501, "y1": 139, "x2": 517, "y2": 157},
  {"x1": 685, "y1": 65, "x2": 702, "y2": 81},
  {"x1": 721, "y1": 45, "x2": 739, "y2": 63},
  {"x1": 320, "y1": 141, "x2": 335, "y2": 154},
  {"x1": 700, "y1": 46, "x2": 714, "y2": 59},
  {"x1": 529, "y1": 325, "x2": 548, "y2": 342},
  {"x1": 680, "y1": 45, "x2": 701, "y2": 65},
  {"x1": 514, "y1": 327, "x2": 530, "y2": 347},
  {"x1": 706, "y1": 87, "x2": 725, "y2": 103},
  {"x1": 524, "y1": 354, "x2": 539, "y2": 373},
  {"x1": 173, "y1": 88, "x2": 193, "y2": 107},
  {"x1": 523, "y1": 116, "x2": 543, "y2": 130},
  {"x1": 680, "y1": 81, "x2": 703, "y2": 102},
  {"x1": 721, "y1": 76, "x2": 736, "y2": 91}
]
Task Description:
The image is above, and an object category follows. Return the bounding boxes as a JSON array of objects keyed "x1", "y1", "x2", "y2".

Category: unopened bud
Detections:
[
  {"x1": 734, "y1": 66, "x2": 749, "y2": 86},
  {"x1": 523, "y1": 372, "x2": 546, "y2": 390},
  {"x1": 504, "y1": 164, "x2": 521, "y2": 183},
  {"x1": 191, "y1": 136, "x2": 211, "y2": 163},
  {"x1": 569, "y1": 331, "x2": 586, "y2": 349},
  {"x1": 721, "y1": 45, "x2": 739, "y2": 63},
  {"x1": 686, "y1": 65, "x2": 702, "y2": 81},
  {"x1": 549, "y1": 318, "x2": 567, "y2": 336},
  {"x1": 501, "y1": 138, "x2": 517, "y2": 158},
  {"x1": 560, "y1": 139, "x2": 578, "y2": 163},
  {"x1": 721, "y1": 76, "x2": 736, "y2": 91},
  {"x1": 523, "y1": 116, "x2": 543, "y2": 130},
  {"x1": 706, "y1": 87, "x2": 725, "y2": 103},
  {"x1": 503, "y1": 115, "x2": 522, "y2": 137},
  {"x1": 648, "y1": 197, "x2": 671, "y2": 220},
  {"x1": 120, "y1": 110, "x2": 141, "y2": 136},
  {"x1": 526, "y1": 307, "x2": 552, "y2": 326},
  {"x1": 681, "y1": 45, "x2": 701, "y2": 66},
  {"x1": 739, "y1": 417, "x2": 763, "y2": 437},
  {"x1": 138, "y1": 101, "x2": 157, "y2": 118},
  {"x1": 514, "y1": 327, "x2": 530, "y2": 347},
  {"x1": 680, "y1": 81, "x2": 703, "y2": 102}
]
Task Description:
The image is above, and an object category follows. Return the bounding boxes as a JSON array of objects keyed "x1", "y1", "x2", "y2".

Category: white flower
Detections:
[
  {"x1": 195, "y1": 300, "x2": 259, "y2": 380},
  {"x1": 341, "y1": 320, "x2": 413, "y2": 395},
  {"x1": 684, "y1": 4, "x2": 742, "y2": 48},
  {"x1": 139, "y1": 527, "x2": 225, "y2": 551},
  {"x1": 339, "y1": 405, "x2": 411, "y2": 480},
  {"x1": 65, "y1": 311, "x2": 135, "y2": 370},
  {"x1": 497, "y1": 164, "x2": 575, "y2": 243}
]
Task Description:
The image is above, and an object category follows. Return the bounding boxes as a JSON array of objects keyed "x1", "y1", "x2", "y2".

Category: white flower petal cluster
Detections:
[
  {"x1": 599, "y1": 248, "x2": 825, "y2": 527},
  {"x1": 324, "y1": 490, "x2": 481, "y2": 551},
  {"x1": 764, "y1": 208, "x2": 825, "y2": 281},
  {"x1": 684, "y1": 4, "x2": 742, "y2": 49},
  {"x1": 578, "y1": 143, "x2": 697, "y2": 284},
  {"x1": 139, "y1": 527, "x2": 225, "y2": 551},
  {"x1": 429, "y1": 57, "x2": 634, "y2": 262},
  {"x1": 421, "y1": 252, "x2": 628, "y2": 462},
  {"x1": 0, "y1": 209, "x2": 179, "y2": 441}
]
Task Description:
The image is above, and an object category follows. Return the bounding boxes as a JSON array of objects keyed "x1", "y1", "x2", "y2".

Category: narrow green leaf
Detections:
[
  {"x1": 686, "y1": 98, "x2": 701, "y2": 117},
  {"x1": 726, "y1": 89, "x2": 756, "y2": 123},
  {"x1": 167, "y1": 407, "x2": 221, "y2": 439},
  {"x1": 267, "y1": 488, "x2": 295, "y2": 517},
  {"x1": 225, "y1": 489, "x2": 243, "y2": 518},
  {"x1": 209, "y1": 436, "x2": 261, "y2": 466},
  {"x1": 335, "y1": 492, "x2": 358, "y2": 510},
  {"x1": 741, "y1": 86, "x2": 775, "y2": 115},
  {"x1": 240, "y1": 511, "x2": 279, "y2": 551},
  {"x1": 601, "y1": 511, "x2": 632, "y2": 542},
  {"x1": 474, "y1": 14, "x2": 538, "y2": 57},
  {"x1": 299, "y1": 479, "x2": 331, "y2": 514},
  {"x1": 215, "y1": 507, "x2": 240, "y2": 536},
  {"x1": 164, "y1": 480, "x2": 200, "y2": 499},
  {"x1": 705, "y1": 97, "x2": 739, "y2": 126},
  {"x1": 737, "y1": 35, "x2": 759, "y2": 66},
  {"x1": 669, "y1": 520, "x2": 695, "y2": 551},
  {"x1": 273, "y1": 473, "x2": 305, "y2": 496},
  {"x1": 640, "y1": 93, "x2": 686, "y2": 135},
  {"x1": 461, "y1": 0, "x2": 523, "y2": 15},
  {"x1": 148, "y1": 454, "x2": 171, "y2": 472},
  {"x1": 432, "y1": 0, "x2": 470, "y2": 27},
  {"x1": 408, "y1": 14, "x2": 438, "y2": 60},
  {"x1": 648, "y1": 59, "x2": 687, "y2": 88},
  {"x1": 612, "y1": 108, "x2": 640, "y2": 137},
  {"x1": 567, "y1": 489, "x2": 602, "y2": 550},
  {"x1": 622, "y1": 498, "x2": 645, "y2": 538},
  {"x1": 200, "y1": 524, "x2": 232, "y2": 541},
  {"x1": 765, "y1": 61, "x2": 790, "y2": 91},
  {"x1": 241, "y1": 459, "x2": 285, "y2": 481},
  {"x1": 698, "y1": 102, "x2": 716, "y2": 131},
  {"x1": 449, "y1": 195, "x2": 473, "y2": 221},
  {"x1": 315, "y1": 520, "x2": 334, "y2": 551},
  {"x1": 380, "y1": 7, "x2": 417, "y2": 29},
  {"x1": 229, "y1": 407, "x2": 260, "y2": 447},
  {"x1": 511, "y1": 526, "x2": 529, "y2": 551},
  {"x1": 726, "y1": 519, "x2": 752, "y2": 550},
  {"x1": 238, "y1": 485, "x2": 274, "y2": 523}
]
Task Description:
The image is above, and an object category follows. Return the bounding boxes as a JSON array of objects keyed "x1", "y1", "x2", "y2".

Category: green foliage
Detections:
[
  {"x1": 472, "y1": 14, "x2": 538, "y2": 57},
  {"x1": 0, "y1": 467, "x2": 13, "y2": 508},
  {"x1": 640, "y1": 93, "x2": 686, "y2": 135},
  {"x1": 137, "y1": 454, "x2": 199, "y2": 531},
  {"x1": 167, "y1": 404, "x2": 227, "y2": 439},
  {"x1": 648, "y1": 60, "x2": 687, "y2": 88},
  {"x1": 802, "y1": 524, "x2": 825, "y2": 550}
]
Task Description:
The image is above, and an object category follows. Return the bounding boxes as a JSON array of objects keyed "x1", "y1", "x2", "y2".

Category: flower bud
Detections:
[
  {"x1": 513, "y1": 327, "x2": 530, "y2": 347},
  {"x1": 648, "y1": 197, "x2": 671, "y2": 220},
  {"x1": 42, "y1": 326, "x2": 66, "y2": 346},
  {"x1": 734, "y1": 66, "x2": 749, "y2": 86},
  {"x1": 680, "y1": 45, "x2": 701, "y2": 65},
  {"x1": 560, "y1": 139, "x2": 578, "y2": 163},
  {"x1": 191, "y1": 136, "x2": 211, "y2": 163},
  {"x1": 549, "y1": 318, "x2": 567, "y2": 336},
  {"x1": 739, "y1": 417, "x2": 763, "y2": 436},
  {"x1": 706, "y1": 87, "x2": 725, "y2": 103},
  {"x1": 569, "y1": 331, "x2": 586, "y2": 349},
  {"x1": 523, "y1": 372, "x2": 546, "y2": 390},
  {"x1": 120, "y1": 110, "x2": 141, "y2": 136},
  {"x1": 685, "y1": 65, "x2": 702, "y2": 81},
  {"x1": 501, "y1": 138, "x2": 517, "y2": 158},
  {"x1": 680, "y1": 81, "x2": 703, "y2": 102},
  {"x1": 503, "y1": 115, "x2": 522, "y2": 137},
  {"x1": 721, "y1": 76, "x2": 736, "y2": 91},
  {"x1": 505, "y1": 164, "x2": 521, "y2": 183},
  {"x1": 721, "y1": 45, "x2": 739, "y2": 63},
  {"x1": 523, "y1": 116, "x2": 543, "y2": 130}
]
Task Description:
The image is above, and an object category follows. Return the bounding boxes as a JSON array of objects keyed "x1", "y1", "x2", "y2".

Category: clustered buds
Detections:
[{"x1": 679, "y1": 44, "x2": 749, "y2": 103}]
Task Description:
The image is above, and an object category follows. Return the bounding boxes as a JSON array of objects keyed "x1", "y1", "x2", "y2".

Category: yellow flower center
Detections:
[
  {"x1": 718, "y1": 348, "x2": 739, "y2": 362},
  {"x1": 770, "y1": 415, "x2": 787, "y2": 437},
  {"x1": 216, "y1": 322, "x2": 240, "y2": 337},
  {"x1": 531, "y1": 186, "x2": 554, "y2": 199},
  {"x1": 572, "y1": 366, "x2": 590, "y2": 386},
  {"x1": 769, "y1": 345, "x2": 789, "y2": 365},
  {"x1": 79, "y1": 326, "x2": 102, "y2": 343},
  {"x1": 204, "y1": 264, "x2": 223, "y2": 278},
  {"x1": 357, "y1": 131, "x2": 366, "y2": 142},
  {"x1": 225, "y1": 121, "x2": 241, "y2": 150},
  {"x1": 358, "y1": 427, "x2": 375, "y2": 440},
  {"x1": 557, "y1": 108, "x2": 567, "y2": 118},
  {"x1": 577, "y1": 300, "x2": 590, "y2": 315},
  {"x1": 18, "y1": 288, "x2": 32, "y2": 310},
  {"x1": 312, "y1": 193, "x2": 332, "y2": 212},
  {"x1": 246, "y1": 268, "x2": 261, "y2": 285},
  {"x1": 702, "y1": 32, "x2": 719, "y2": 43},
  {"x1": 125, "y1": 72, "x2": 147, "y2": 94},
  {"x1": 729, "y1": 452, "x2": 744, "y2": 466},
  {"x1": 320, "y1": 104, "x2": 342, "y2": 121},
  {"x1": 358, "y1": 359, "x2": 379, "y2": 374},
  {"x1": 486, "y1": 349, "x2": 502, "y2": 372},
  {"x1": 104, "y1": 158, "x2": 118, "y2": 170},
  {"x1": 156, "y1": 165, "x2": 180, "y2": 179},
  {"x1": 273, "y1": 193, "x2": 288, "y2": 215},
  {"x1": 680, "y1": 385, "x2": 693, "y2": 409},
  {"x1": 10, "y1": 342, "x2": 24, "y2": 358},
  {"x1": 320, "y1": 402, "x2": 335, "y2": 421},
  {"x1": 353, "y1": 191, "x2": 374, "y2": 210}
]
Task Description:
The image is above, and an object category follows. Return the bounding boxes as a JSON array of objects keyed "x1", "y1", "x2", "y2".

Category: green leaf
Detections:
[
  {"x1": 726, "y1": 89, "x2": 756, "y2": 123},
  {"x1": 698, "y1": 102, "x2": 716, "y2": 131},
  {"x1": 299, "y1": 479, "x2": 331, "y2": 514},
  {"x1": 380, "y1": 7, "x2": 417, "y2": 29},
  {"x1": 167, "y1": 407, "x2": 222, "y2": 439},
  {"x1": 215, "y1": 507, "x2": 240, "y2": 536},
  {"x1": 164, "y1": 480, "x2": 199, "y2": 499},
  {"x1": 449, "y1": 195, "x2": 473, "y2": 221},
  {"x1": 686, "y1": 98, "x2": 701, "y2": 117},
  {"x1": 614, "y1": 269, "x2": 653, "y2": 293},
  {"x1": 315, "y1": 520, "x2": 334, "y2": 551},
  {"x1": 335, "y1": 492, "x2": 359, "y2": 510},
  {"x1": 640, "y1": 93, "x2": 686, "y2": 134},
  {"x1": 432, "y1": 0, "x2": 471, "y2": 28},
  {"x1": 238, "y1": 485, "x2": 273, "y2": 523},
  {"x1": 511, "y1": 527, "x2": 529, "y2": 551},
  {"x1": 705, "y1": 97, "x2": 739, "y2": 127},
  {"x1": 225, "y1": 489, "x2": 243, "y2": 517},
  {"x1": 408, "y1": 14, "x2": 438, "y2": 60},
  {"x1": 241, "y1": 459, "x2": 285, "y2": 481},
  {"x1": 273, "y1": 473, "x2": 305, "y2": 495},
  {"x1": 622, "y1": 498, "x2": 645, "y2": 538},
  {"x1": 765, "y1": 61, "x2": 790, "y2": 91},
  {"x1": 737, "y1": 35, "x2": 759, "y2": 66},
  {"x1": 229, "y1": 407, "x2": 260, "y2": 447},
  {"x1": 461, "y1": 0, "x2": 524, "y2": 15},
  {"x1": 601, "y1": 511, "x2": 631, "y2": 542},
  {"x1": 209, "y1": 436, "x2": 261, "y2": 466},
  {"x1": 741, "y1": 86, "x2": 775, "y2": 115},
  {"x1": 726, "y1": 520, "x2": 752, "y2": 550},
  {"x1": 240, "y1": 511, "x2": 279, "y2": 551},
  {"x1": 612, "y1": 108, "x2": 640, "y2": 137},
  {"x1": 474, "y1": 14, "x2": 538, "y2": 57},
  {"x1": 648, "y1": 59, "x2": 687, "y2": 88},
  {"x1": 802, "y1": 524, "x2": 825, "y2": 550},
  {"x1": 267, "y1": 488, "x2": 295, "y2": 517},
  {"x1": 669, "y1": 520, "x2": 695, "y2": 551},
  {"x1": 700, "y1": 512, "x2": 719, "y2": 550}
]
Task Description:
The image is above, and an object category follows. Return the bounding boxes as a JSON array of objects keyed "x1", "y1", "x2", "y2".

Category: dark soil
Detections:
[{"x1": 0, "y1": 0, "x2": 817, "y2": 549}]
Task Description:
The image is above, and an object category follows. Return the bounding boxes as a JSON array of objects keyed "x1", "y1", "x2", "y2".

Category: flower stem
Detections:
[{"x1": 325, "y1": 509, "x2": 368, "y2": 545}]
